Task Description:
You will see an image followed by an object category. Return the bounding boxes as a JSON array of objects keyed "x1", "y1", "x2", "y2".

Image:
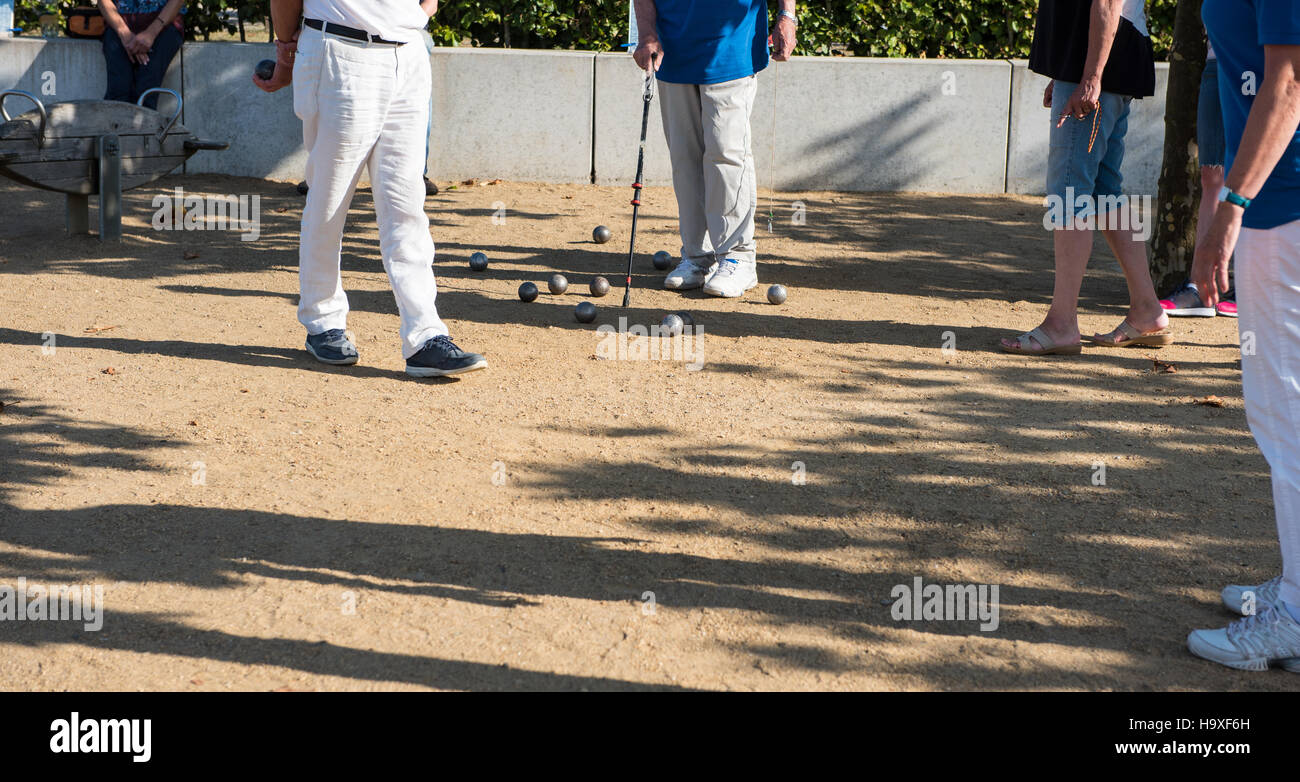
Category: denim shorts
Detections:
[
  {"x1": 1046, "y1": 81, "x2": 1133, "y2": 225},
  {"x1": 1197, "y1": 60, "x2": 1225, "y2": 168}
]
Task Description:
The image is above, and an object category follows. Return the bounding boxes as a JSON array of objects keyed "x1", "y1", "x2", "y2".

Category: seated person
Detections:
[{"x1": 98, "y1": 0, "x2": 185, "y2": 110}]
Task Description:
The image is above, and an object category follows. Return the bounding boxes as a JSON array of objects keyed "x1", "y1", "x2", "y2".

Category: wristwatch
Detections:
[
  {"x1": 1218, "y1": 186, "x2": 1252, "y2": 209},
  {"x1": 778, "y1": 9, "x2": 797, "y2": 26}
]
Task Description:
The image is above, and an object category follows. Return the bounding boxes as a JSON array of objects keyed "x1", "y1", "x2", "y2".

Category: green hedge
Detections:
[{"x1": 14, "y1": 1, "x2": 1182, "y2": 58}]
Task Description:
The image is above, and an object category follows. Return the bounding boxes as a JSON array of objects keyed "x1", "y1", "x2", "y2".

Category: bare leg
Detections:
[
  {"x1": 1000, "y1": 226, "x2": 1091, "y2": 350},
  {"x1": 1092, "y1": 225, "x2": 1169, "y2": 343},
  {"x1": 1197, "y1": 166, "x2": 1224, "y2": 248}
]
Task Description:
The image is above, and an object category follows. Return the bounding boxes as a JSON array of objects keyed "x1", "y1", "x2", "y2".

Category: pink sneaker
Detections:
[{"x1": 1217, "y1": 289, "x2": 1238, "y2": 318}]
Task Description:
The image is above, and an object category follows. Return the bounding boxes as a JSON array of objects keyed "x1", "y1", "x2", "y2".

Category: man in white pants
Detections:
[
  {"x1": 1188, "y1": 0, "x2": 1300, "y2": 672},
  {"x1": 632, "y1": 0, "x2": 796, "y2": 298},
  {"x1": 254, "y1": 0, "x2": 486, "y2": 377}
]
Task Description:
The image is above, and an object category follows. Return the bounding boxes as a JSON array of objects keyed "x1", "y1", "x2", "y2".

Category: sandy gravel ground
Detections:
[{"x1": 0, "y1": 174, "x2": 1293, "y2": 691}]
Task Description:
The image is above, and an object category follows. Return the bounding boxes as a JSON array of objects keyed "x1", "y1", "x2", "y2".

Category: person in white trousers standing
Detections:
[
  {"x1": 1188, "y1": 0, "x2": 1300, "y2": 672},
  {"x1": 632, "y1": 0, "x2": 797, "y2": 298},
  {"x1": 254, "y1": 0, "x2": 486, "y2": 377}
]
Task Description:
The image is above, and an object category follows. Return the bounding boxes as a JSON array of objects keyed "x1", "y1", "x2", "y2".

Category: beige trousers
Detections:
[{"x1": 657, "y1": 75, "x2": 758, "y2": 268}]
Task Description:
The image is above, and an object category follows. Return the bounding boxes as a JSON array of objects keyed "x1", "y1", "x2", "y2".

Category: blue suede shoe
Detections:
[
  {"x1": 305, "y1": 329, "x2": 359, "y2": 366},
  {"x1": 406, "y1": 335, "x2": 487, "y2": 377}
]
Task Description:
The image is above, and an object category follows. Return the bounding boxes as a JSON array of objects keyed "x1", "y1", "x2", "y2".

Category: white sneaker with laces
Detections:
[
  {"x1": 703, "y1": 259, "x2": 757, "y2": 298},
  {"x1": 1187, "y1": 604, "x2": 1300, "y2": 672},
  {"x1": 664, "y1": 259, "x2": 716, "y2": 290},
  {"x1": 1222, "y1": 575, "x2": 1282, "y2": 616}
]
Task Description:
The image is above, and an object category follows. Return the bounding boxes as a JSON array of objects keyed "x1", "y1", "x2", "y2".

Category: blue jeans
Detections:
[
  {"x1": 1197, "y1": 60, "x2": 1226, "y2": 168},
  {"x1": 102, "y1": 25, "x2": 183, "y2": 110},
  {"x1": 1046, "y1": 81, "x2": 1132, "y2": 225}
]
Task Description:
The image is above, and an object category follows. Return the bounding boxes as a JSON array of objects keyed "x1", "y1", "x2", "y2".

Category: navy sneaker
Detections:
[
  {"x1": 406, "y1": 335, "x2": 487, "y2": 377},
  {"x1": 1159, "y1": 281, "x2": 1215, "y2": 317},
  {"x1": 305, "y1": 329, "x2": 358, "y2": 365}
]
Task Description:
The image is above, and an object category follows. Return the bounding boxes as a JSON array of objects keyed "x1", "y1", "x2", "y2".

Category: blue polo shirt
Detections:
[
  {"x1": 1203, "y1": 0, "x2": 1300, "y2": 229},
  {"x1": 654, "y1": 0, "x2": 769, "y2": 85}
]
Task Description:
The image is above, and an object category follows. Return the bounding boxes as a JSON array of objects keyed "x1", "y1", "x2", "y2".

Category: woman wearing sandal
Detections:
[
  {"x1": 1184, "y1": 0, "x2": 1300, "y2": 672},
  {"x1": 1001, "y1": 0, "x2": 1168, "y2": 356}
]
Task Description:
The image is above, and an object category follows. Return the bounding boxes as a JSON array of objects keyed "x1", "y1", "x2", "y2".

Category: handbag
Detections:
[{"x1": 65, "y1": 7, "x2": 106, "y2": 39}]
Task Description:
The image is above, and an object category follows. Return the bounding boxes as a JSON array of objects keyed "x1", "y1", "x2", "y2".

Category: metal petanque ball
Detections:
[
  {"x1": 767, "y1": 284, "x2": 788, "y2": 305},
  {"x1": 575, "y1": 301, "x2": 598, "y2": 323},
  {"x1": 652, "y1": 250, "x2": 672, "y2": 271},
  {"x1": 675, "y1": 311, "x2": 695, "y2": 329},
  {"x1": 592, "y1": 225, "x2": 612, "y2": 244},
  {"x1": 660, "y1": 313, "x2": 685, "y2": 337},
  {"x1": 469, "y1": 252, "x2": 489, "y2": 271},
  {"x1": 589, "y1": 276, "x2": 610, "y2": 297},
  {"x1": 549, "y1": 274, "x2": 568, "y2": 295},
  {"x1": 255, "y1": 59, "x2": 276, "y2": 81},
  {"x1": 518, "y1": 282, "x2": 539, "y2": 302}
]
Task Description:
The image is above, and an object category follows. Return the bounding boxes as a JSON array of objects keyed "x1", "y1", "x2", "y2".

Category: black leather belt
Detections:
[{"x1": 304, "y1": 18, "x2": 406, "y2": 46}]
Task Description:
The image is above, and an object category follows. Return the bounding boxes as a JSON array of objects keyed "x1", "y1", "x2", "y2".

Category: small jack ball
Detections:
[
  {"x1": 255, "y1": 59, "x2": 276, "y2": 81},
  {"x1": 549, "y1": 274, "x2": 568, "y2": 295},
  {"x1": 518, "y1": 282, "x2": 539, "y2": 302},
  {"x1": 767, "y1": 284, "x2": 788, "y2": 305},
  {"x1": 589, "y1": 276, "x2": 610, "y2": 297},
  {"x1": 469, "y1": 252, "x2": 489, "y2": 271},
  {"x1": 575, "y1": 301, "x2": 597, "y2": 323},
  {"x1": 592, "y1": 225, "x2": 612, "y2": 244},
  {"x1": 660, "y1": 313, "x2": 685, "y2": 337},
  {"x1": 652, "y1": 251, "x2": 672, "y2": 271}
]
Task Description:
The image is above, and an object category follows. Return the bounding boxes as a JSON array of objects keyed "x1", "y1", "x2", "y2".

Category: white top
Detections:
[
  {"x1": 304, "y1": 0, "x2": 429, "y2": 43},
  {"x1": 1122, "y1": 0, "x2": 1149, "y2": 37}
]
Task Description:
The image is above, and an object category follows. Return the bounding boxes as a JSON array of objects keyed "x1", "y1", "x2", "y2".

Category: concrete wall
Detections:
[
  {"x1": 0, "y1": 36, "x2": 180, "y2": 104},
  {"x1": 428, "y1": 48, "x2": 593, "y2": 184},
  {"x1": 180, "y1": 41, "x2": 303, "y2": 180},
  {"x1": 594, "y1": 56, "x2": 1011, "y2": 193},
  {"x1": 1, "y1": 37, "x2": 1172, "y2": 196}
]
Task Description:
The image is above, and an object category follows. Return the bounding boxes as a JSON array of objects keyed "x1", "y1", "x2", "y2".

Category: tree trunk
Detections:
[{"x1": 1148, "y1": 0, "x2": 1207, "y2": 293}]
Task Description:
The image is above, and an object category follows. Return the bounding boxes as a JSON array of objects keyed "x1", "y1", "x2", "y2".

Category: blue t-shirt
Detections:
[
  {"x1": 1203, "y1": 0, "x2": 1300, "y2": 229},
  {"x1": 654, "y1": 0, "x2": 769, "y2": 85}
]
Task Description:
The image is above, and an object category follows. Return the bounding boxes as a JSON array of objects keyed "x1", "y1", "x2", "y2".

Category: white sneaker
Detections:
[
  {"x1": 703, "y1": 259, "x2": 757, "y2": 298},
  {"x1": 1187, "y1": 604, "x2": 1300, "y2": 672},
  {"x1": 664, "y1": 259, "x2": 716, "y2": 290},
  {"x1": 1222, "y1": 576, "x2": 1282, "y2": 616}
]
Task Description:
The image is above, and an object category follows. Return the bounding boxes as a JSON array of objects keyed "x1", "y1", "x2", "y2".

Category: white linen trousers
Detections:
[
  {"x1": 293, "y1": 24, "x2": 447, "y2": 359},
  {"x1": 1237, "y1": 218, "x2": 1300, "y2": 609}
]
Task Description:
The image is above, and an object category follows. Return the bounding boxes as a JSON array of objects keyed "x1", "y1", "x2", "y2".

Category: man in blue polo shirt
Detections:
[
  {"x1": 1186, "y1": 0, "x2": 1300, "y2": 672},
  {"x1": 632, "y1": 1, "x2": 797, "y2": 298}
]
